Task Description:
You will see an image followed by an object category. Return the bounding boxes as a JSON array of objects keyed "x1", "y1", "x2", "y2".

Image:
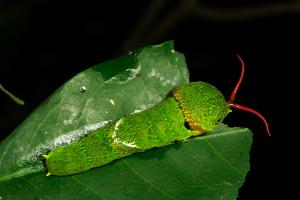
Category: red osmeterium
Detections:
[{"x1": 227, "y1": 55, "x2": 271, "y2": 137}]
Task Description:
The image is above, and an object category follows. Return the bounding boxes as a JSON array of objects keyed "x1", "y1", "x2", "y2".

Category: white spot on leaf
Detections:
[
  {"x1": 147, "y1": 69, "x2": 157, "y2": 78},
  {"x1": 63, "y1": 119, "x2": 73, "y2": 125},
  {"x1": 147, "y1": 69, "x2": 176, "y2": 86},
  {"x1": 110, "y1": 99, "x2": 115, "y2": 105},
  {"x1": 80, "y1": 86, "x2": 87, "y2": 93}
]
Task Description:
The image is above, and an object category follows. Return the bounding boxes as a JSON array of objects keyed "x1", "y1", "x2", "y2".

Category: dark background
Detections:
[{"x1": 0, "y1": 0, "x2": 298, "y2": 199}]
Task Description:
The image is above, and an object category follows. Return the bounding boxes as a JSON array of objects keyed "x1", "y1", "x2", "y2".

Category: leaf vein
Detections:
[
  {"x1": 21, "y1": 177, "x2": 52, "y2": 200},
  {"x1": 122, "y1": 160, "x2": 178, "y2": 200},
  {"x1": 205, "y1": 140, "x2": 243, "y2": 177},
  {"x1": 0, "y1": 140, "x2": 12, "y2": 166},
  {"x1": 71, "y1": 176, "x2": 107, "y2": 200},
  {"x1": 31, "y1": 103, "x2": 60, "y2": 142},
  {"x1": 73, "y1": 98, "x2": 91, "y2": 129}
]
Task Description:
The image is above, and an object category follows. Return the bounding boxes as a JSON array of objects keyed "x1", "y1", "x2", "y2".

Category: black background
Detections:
[{"x1": 0, "y1": 0, "x2": 297, "y2": 199}]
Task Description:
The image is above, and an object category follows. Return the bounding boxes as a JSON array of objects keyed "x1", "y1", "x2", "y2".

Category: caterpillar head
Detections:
[
  {"x1": 174, "y1": 55, "x2": 271, "y2": 136},
  {"x1": 173, "y1": 82, "x2": 230, "y2": 132}
]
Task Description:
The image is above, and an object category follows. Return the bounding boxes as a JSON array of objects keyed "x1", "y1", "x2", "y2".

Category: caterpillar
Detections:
[{"x1": 43, "y1": 55, "x2": 270, "y2": 176}]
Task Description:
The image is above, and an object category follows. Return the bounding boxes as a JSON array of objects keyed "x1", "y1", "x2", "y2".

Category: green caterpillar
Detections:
[{"x1": 44, "y1": 55, "x2": 270, "y2": 176}]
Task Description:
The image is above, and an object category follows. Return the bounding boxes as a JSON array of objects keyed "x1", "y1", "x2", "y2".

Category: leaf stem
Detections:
[{"x1": 0, "y1": 84, "x2": 25, "y2": 105}]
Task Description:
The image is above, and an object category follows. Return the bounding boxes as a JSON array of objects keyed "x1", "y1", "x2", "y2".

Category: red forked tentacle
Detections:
[
  {"x1": 227, "y1": 54, "x2": 271, "y2": 137},
  {"x1": 228, "y1": 103, "x2": 271, "y2": 136},
  {"x1": 228, "y1": 54, "x2": 245, "y2": 103}
]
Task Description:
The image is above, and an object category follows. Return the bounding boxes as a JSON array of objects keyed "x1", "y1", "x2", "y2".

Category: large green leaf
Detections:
[
  {"x1": 0, "y1": 41, "x2": 252, "y2": 199},
  {"x1": 1, "y1": 127, "x2": 251, "y2": 200}
]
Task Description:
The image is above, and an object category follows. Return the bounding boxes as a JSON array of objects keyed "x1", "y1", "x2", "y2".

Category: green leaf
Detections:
[
  {"x1": 0, "y1": 127, "x2": 252, "y2": 200},
  {"x1": 0, "y1": 41, "x2": 252, "y2": 199}
]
